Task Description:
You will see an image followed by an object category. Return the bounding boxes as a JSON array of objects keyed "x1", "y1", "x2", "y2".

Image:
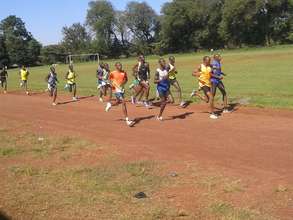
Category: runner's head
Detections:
[
  {"x1": 99, "y1": 62, "x2": 105, "y2": 69},
  {"x1": 203, "y1": 56, "x2": 211, "y2": 66},
  {"x1": 104, "y1": 63, "x2": 110, "y2": 71},
  {"x1": 213, "y1": 54, "x2": 222, "y2": 62},
  {"x1": 138, "y1": 54, "x2": 145, "y2": 63},
  {"x1": 158, "y1": 58, "x2": 166, "y2": 69},
  {"x1": 69, "y1": 64, "x2": 74, "y2": 72},
  {"x1": 21, "y1": 65, "x2": 26, "y2": 70},
  {"x1": 115, "y1": 62, "x2": 123, "y2": 72},
  {"x1": 169, "y1": 56, "x2": 175, "y2": 65},
  {"x1": 50, "y1": 66, "x2": 56, "y2": 73}
]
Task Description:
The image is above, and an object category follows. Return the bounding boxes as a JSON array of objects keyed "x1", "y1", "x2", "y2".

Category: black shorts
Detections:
[
  {"x1": 200, "y1": 86, "x2": 210, "y2": 96},
  {"x1": 68, "y1": 83, "x2": 76, "y2": 92},
  {"x1": 0, "y1": 78, "x2": 7, "y2": 86}
]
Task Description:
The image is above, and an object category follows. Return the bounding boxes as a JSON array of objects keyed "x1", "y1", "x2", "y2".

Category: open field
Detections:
[
  {"x1": 3, "y1": 45, "x2": 293, "y2": 109},
  {"x1": 1, "y1": 45, "x2": 293, "y2": 219},
  {"x1": 0, "y1": 92, "x2": 293, "y2": 219}
]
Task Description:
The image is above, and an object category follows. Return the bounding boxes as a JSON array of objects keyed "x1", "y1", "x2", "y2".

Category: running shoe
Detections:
[
  {"x1": 223, "y1": 108, "x2": 231, "y2": 113},
  {"x1": 3, "y1": 90, "x2": 7, "y2": 94},
  {"x1": 105, "y1": 102, "x2": 112, "y2": 112},
  {"x1": 99, "y1": 97, "x2": 103, "y2": 102},
  {"x1": 126, "y1": 120, "x2": 135, "y2": 127},
  {"x1": 26, "y1": 91, "x2": 29, "y2": 95},
  {"x1": 190, "y1": 90, "x2": 196, "y2": 97},
  {"x1": 157, "y1": 116, "x2": 163, "y2": 121},
  {"x1": 209, "y1": 114, "x2": 218, "y2": 119},
  {"x1": 72, "y1": 97, "x2": 78, "y2": 101},
  {"x1": 52, "y1": 102, "x2": 57, "y2": 106},
  {"x1": 144, "y1": 101, "x2": 151, "y2": 108},
  {"x1": 180, "y1": 101, "x2": 186, "y2": 107}
]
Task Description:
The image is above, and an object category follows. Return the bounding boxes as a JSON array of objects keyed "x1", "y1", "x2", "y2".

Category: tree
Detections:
[
  {"x1": 86, "y1": 0, "x2": 117, "y2": 56},
  {"x1": 125, "y1": 1, "x2": 159, "y2": 54},
  {"x1": 0, "y1": 33, "x2": 8, "y2": 65},
  {"x1": 0, "y1": 15, "x2": 41, "y2": 66},
  {"x1": 62, "y1": 23, "x2": 91, "y2": 54},
  {"x1": 41, "y1": 44, "x2": 67, "y2": 64}
]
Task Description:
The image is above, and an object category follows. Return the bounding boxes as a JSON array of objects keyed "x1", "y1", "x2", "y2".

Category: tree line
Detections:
[{"x1": 1, "y1": 0, "x2": 293, "y2": 66}]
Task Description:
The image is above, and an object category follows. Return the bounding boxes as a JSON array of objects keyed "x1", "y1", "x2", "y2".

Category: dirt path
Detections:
[{"x1": 1, "y1": 92, "x2": 293, "y2": 186}]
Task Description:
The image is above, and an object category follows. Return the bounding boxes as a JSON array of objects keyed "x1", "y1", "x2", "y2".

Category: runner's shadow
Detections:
[
  {"x1": 58, "y1": 95, "x2": 94, "y2": 105},
  {"x1": 166, "y1": 112, "x2": 194, "y2": 121},
  {"x1": 134, "y1": 115, "x2": 155, "y2": 125}
]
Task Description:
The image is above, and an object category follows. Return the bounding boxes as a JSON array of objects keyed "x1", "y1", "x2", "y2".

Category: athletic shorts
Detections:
[
  {"x1": 97, "y1": 80, "x2": 110, "y2": 89},
  {"x1": 199, "y1": 85, "x2": 210, "y2": 96},
  {"x1": 157, "y1": 87, "x2": 170, "y2": 98},
  {"x1": 0, "y1": 78, "x2": 7, "y2": 86},
  {"x1": 68, "y1": 83, "x2": 76, "y2": 92},
  {"x1": 115, "y1": 92, "x2": 124, "y2": 100},
  {"x1": 20, "y1": 80, "x2": 27, "y2": 87}
]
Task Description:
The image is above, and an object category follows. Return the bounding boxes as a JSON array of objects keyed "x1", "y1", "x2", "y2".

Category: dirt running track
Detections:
[{"x1": 1, "y1": 93, "x2": 293, "y2": 191}]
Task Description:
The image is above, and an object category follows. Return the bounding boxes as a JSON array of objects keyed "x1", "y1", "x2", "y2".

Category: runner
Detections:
[
  {"x1": 106, "y1": 62, "x2": 135, "y2": 127},
  {"x1": 97, "y1": 63, "x2": 111, "y2": 102},
  {"x1": 191, "y1": 56, "x2": 218, "y2": 119},
  {"x1": 65, "y1": 64, "x2": 78, "y2": 101},
  {"x1": 0, "y1": 65, "x2": 8, "y2": 94},
  {"x1": 154, "y1": 58, "x2": 170, "y2": 121},
  {"x1": 167, "y1": 56, "x2": 185, "y2": 107},
  {"x1": 45, "y1": 66, "x2": 58, "y2": 106},
  {"x1": 132, "y1": 55, "x2": 151, "y2": 108},
  {"x1": 211, "y1": 54, "x2": 230, "y2": 113},
  {"x1": 19, "y1": 65, "x2": 30, "y2": 95}
]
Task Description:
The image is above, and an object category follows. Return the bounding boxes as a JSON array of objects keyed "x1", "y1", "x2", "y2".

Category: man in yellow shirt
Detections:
[
  {"x1": 191, "y1": 56, "x2": 217, "y2": 119},
  {"x1": 65, "y1": 64, "x2": 78, "y2": 101},
  {"x1": 19, "y1": 65, "x2": 30, "y2": 95}
]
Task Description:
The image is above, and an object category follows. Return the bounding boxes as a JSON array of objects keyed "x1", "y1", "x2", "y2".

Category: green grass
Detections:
[{"x1": 4, "y1": 45, "x2": 293, "y2": 109}]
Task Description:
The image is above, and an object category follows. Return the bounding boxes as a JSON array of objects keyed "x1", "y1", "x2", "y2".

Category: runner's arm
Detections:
[
  {"x1": 192, "y1": 65, "x2": 201, "y2": 77},
  {"x1": 154, "y1": 71, "x2": 160, "y2": 84}
]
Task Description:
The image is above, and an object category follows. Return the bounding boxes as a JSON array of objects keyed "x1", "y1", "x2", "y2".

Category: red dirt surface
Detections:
[{"x1": 1, "y1": 92, "x2": 293, "y2": 218}]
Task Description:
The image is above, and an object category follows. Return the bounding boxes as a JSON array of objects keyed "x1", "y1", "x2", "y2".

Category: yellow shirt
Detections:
[
  {"x1": 20, "y1": 69, "x2": 29, "y2": 81},
  {"x1": 198, "y1": 64, "x2": 211, "y2": 88},
  {"x1": 67, "y1": 70, "x2": 76, "y2": 84},
  {"x1": 168, "y1": 64, "x2": 177, "y2": 80}
]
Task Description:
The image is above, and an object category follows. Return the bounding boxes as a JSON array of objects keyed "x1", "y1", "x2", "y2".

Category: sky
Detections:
[{"x1": 0, "y1": 0, "x2": 170, "y2": 45}]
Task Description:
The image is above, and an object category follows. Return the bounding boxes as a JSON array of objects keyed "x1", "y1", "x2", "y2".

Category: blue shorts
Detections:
[
  {"x1": 115, "y1": 92, "x2": 124, "y2": 100},
  {"x1": 157, "y1": 87, "x2": 169, "y2": 98}
]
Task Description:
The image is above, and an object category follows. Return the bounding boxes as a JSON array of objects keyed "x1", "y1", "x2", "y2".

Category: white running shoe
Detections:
[
  {"x1": 73, "y1": 97, "x2": 78, "y2": 101},
  {"x1": 99, "y1": 97, "x2": 103, "y2": 102},
  {"x1": 190, "y1": 90, "x2": 196, "y2": 97},
  {"x1": 26, "y1": 91, "x2": 29, "y2": 95},
  {"x1": 105, "y1": 102, "x2": 112, "y2": 112},
  {"x1": 4, "y1": 90, "x2": 7, "y2": 94},
  {"x1": 180, "y1": 101, "x2": 186, "y2": 107},
  {"x1": 223, "y1": 109, "x2": 231, "y2": 114},
  {"x1": 52, "y1": 102, "x2": 57, "y2": 106},
  {"x1": 210, "y1": 114, "x2": 218, "y2": 119},
  {"x1": 157, "y1": 116, "x2": 163, "y2": 121},
  {"x1": 144, "y1": 101, "x2": 151, "y2": 109},
  {"x1": 126, "y1": 120, "x2": 135, "y2": 127}
]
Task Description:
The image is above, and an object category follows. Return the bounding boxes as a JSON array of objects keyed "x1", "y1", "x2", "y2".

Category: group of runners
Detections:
[{"x1": 0, "y1": 53, "x2": 230, "y2": 127}]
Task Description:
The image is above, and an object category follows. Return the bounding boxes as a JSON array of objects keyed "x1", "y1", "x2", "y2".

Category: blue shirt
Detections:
[{"x1": 211, "y1": 60, "x2": 223, "y2": 84}]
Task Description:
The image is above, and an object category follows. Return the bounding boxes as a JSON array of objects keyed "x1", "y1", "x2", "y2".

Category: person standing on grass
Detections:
[
  {"x1": 154, "y1": 58, "x2": 170, "y2": 121},
  {"x1": 65, "y1": 64, "x2": 78, "y2": 101},
  {"x1": 191, "y1": 56, "x2": 218, "y2": 119},
  {"x1": 105, "y1": 62, "x2": 135, "y2": 127},
  {"x1": 19, "y1": 65, "x2": 30, "y2": 95},
  {"x1": 167, "y1": 56, "x2": 185, "y2": 107},
  {"x1": 46, "y1": 66, "x2": 59, "y2": 106},
  {"x1": 211, "y1": 54, "x2": 230, "y2": 113},
  {"x1": 132, "y1": 55, "x2": 151, "y2": 108},
  {"x1": 0, "y1": 65, "x2": 8, "y2": 94}
]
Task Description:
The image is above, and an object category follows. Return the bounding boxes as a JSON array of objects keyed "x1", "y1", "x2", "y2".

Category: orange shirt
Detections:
[{"x1": 109, "y1": 70, "x2": 128, "y2": 92}]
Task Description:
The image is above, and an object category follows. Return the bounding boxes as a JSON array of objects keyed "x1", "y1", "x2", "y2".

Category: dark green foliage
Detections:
[{"x1": 0, "y1": 15, "x2": 41, "y2": 66}]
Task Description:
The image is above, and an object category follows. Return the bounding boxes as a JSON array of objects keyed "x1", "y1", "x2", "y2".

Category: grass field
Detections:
[{"x1": 3, "y1": 45, "x2": 293, "y2": 109}]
